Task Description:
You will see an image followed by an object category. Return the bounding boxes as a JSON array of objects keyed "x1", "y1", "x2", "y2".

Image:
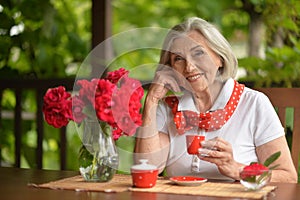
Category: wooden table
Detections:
[{"x1": 0, "y1": 167, "x2": 299, "y2": 200}]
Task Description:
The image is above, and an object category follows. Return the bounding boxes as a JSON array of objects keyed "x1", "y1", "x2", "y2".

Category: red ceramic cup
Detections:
[
  {"x1": 186, "y1": 135, "x2": 205, "y2": 155},
  {"x1": 131, "y1": 159, "x2": 158, "y2": 188}
]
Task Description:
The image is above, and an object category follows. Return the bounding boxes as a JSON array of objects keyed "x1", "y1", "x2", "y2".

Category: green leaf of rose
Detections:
[
  {"x1": 264, "y1": 151, "x2": 281, "y2": 167},
  {"x1": 244, "y1": 176, "x2": 257, "y2": 183}
]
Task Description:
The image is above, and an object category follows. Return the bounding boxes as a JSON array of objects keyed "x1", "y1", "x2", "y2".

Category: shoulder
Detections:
[
  {"x1": 241, "y1": 87, "x2": 271, "y2": 104},
  {"x1": 237, "y1": 86, "x2": 276, "y2": 116}
]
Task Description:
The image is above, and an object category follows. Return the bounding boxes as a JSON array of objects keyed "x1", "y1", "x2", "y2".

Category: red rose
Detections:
[
  {"x1": 110, "y1": 82, "x2": 143, "y2": 136},
  {"x1": 43, "y1": 100, "x2": 72, "y2": 128},
  {"x1": 43, "y1": 86, "x2": 71, "y2": 105},
  {"x1": 121, "y1": 76, "x2": 144, "y2": 98},
  {"x1": 72, "y1": 95, "x2": 87, "y2": 123},
  {"x1": 43, "y1": 107, "x2": 70, "y2": 128},
  {"x1": 42, "y1": 68, "x2": 144, "y2": 140},
  {"x1": 76, "y1": 79, "x2": 98, "y2": 105},
  {"x1": 94, "y1": 79, "x2": 116, "y2": 124},
  {"x1": 106, "y1": 68, "x2": 129, "y2": 84},
  {"x1": 95, "y1": 79, "x2": 116, "y2": 97},
  {"x1": 111, "y1": 125, "x2": 123, "y2": 140},
  {"x1": 112, "y1": 104, "x2": 136, "y2": 136},
  {"x1": 42, "y1": 86, "x2": 72, "y2": 128},
  {"x1": 240, "y1": 163, "x2": 269, "y2": 179},
  {"x1": 95, "y1": 94, "x2": 114, "y2": 124}
]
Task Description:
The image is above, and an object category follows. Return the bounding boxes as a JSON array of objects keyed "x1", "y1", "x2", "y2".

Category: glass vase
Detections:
[
  {"x1": 240, "y1": 169, "x2": 272, "y2": 190},
  {"x1": 78, "y1": 120, "x2": 119, "y2": 182}
]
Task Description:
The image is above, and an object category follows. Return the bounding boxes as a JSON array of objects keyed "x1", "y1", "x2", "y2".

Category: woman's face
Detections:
[{"x1": 169, "y1": 30, "x2": 222, "y2": 92}]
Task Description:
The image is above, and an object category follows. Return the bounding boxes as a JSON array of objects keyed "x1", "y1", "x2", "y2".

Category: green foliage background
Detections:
[{"x1": 0, "y1": 0, "x2": 299, "y2": 177}]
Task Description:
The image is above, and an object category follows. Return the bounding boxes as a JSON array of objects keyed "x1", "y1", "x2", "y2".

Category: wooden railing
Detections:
[{"x1": 0, "y1": 78, "x2": 75, "y2": 170}]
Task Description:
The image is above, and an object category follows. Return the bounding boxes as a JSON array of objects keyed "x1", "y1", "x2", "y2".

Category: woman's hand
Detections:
[
  {"x1": 198, "y1": 137, "x2": 244, "y2": 180},
  {"x1": 147, "y1": 67, "x2": 182, "y2": 103}
]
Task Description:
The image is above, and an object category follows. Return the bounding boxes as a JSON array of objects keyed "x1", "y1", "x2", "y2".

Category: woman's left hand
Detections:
[{"x1": 198, "y1": 137, "x2": 244, "y2": 180}]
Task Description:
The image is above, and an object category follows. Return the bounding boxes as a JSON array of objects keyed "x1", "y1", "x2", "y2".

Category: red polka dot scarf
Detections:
[{"x1": 165, "y1": 80, "x2": 244, "y2": 134}]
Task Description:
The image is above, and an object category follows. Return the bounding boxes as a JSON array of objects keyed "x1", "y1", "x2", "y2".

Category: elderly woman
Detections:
[{"x1": 134, "y1": 17, "x2": 297, "y2": 182}]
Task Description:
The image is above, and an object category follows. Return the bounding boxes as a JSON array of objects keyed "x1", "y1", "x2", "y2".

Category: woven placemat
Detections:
[
  {"x1": 130, "y1": 181, "x2": 277, "y2": 199},
  {"x1": 30, "y1": 174, "x2": 276, "y2": 199},
  {"x1": 30, "y1": 174, "x2": 132, "y2": 192}
]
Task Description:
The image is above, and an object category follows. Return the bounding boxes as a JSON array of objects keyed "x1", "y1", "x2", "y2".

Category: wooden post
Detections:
[
  {"x1": 91, "y1": 0, "x2": 112, "y2": 78},
  {"x1": 14, "y1": 89, "x2": 22, "y2": 168},
  {"x1": 36, "y1": 89, "x2": 44, "y2": 169}
]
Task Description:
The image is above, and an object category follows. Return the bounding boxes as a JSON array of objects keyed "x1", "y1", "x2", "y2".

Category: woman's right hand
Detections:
[{"x1": 147, "y1": 66, "x2": 183, "y2": 103}]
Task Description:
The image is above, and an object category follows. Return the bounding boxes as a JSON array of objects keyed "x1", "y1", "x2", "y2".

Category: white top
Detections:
[{"x1": 156, "y1": 78, "x2": 284, "y2": 181}]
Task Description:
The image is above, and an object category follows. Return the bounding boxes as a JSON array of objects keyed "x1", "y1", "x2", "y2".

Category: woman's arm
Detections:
[
  {"x1": 134, "y1": 67, "x2": 182, "y2": 173},
  {"x1": 134, "y1": 95, "x2": 170, "y2": 174},
  {"x1": 256, "y1": 136, "x2": 298, "y2": 183}
]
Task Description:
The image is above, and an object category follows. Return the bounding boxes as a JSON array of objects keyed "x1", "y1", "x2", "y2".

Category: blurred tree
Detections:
[
  {"x1": 0, "y1": 0, "x2": 90, "y2": 78},
  {"x1": 238, "y1": 0, "x2": 300, "y2": 87},
  {"x1": 240, "y1": 0, "x2": 265, "y2": 58},
  {"x1": 0, "y1": 0, "x2": 90, "y2": 169},
  {"x1": 264, "y1": 0, "x2": 299, "y2": 48}
]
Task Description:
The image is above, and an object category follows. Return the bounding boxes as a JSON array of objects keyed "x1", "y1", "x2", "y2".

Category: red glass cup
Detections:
[{"x1": 186, "y1": 135, "x2": 205, "y2": 155}]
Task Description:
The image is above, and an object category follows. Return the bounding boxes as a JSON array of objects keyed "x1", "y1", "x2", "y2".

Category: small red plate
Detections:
[{"x1": 169, "y1": 176, "x2": 207, "y2": 186}]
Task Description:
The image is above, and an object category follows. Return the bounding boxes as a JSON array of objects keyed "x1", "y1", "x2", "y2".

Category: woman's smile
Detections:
[{"x1": 186, "y1": 73, "x2": 204, "y2": 82}]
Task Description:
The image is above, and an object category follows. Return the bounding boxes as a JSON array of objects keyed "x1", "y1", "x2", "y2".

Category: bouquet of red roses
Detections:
[{"x1": 42, "y1": 68, "x2": 144, "y2": 140}]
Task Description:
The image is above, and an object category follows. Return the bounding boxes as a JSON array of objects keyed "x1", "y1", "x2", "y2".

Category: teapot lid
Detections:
[{"x1": 131, "y1": 159, "x2": 157, "y2": 171}]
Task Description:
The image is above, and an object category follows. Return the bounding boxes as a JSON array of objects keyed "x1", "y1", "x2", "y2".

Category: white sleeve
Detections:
[{"x1": 253, "y1": 92, "x2": 285, "y2": 147}]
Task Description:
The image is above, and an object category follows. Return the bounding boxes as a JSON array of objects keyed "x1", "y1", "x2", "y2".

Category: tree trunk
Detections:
[
  {"x1": 270, "y1": 27, "x2": 285, "y2": 48},
  {"x1": 248, "y1": 15, "x2": 264, "y2": 58},
  {"x1": 241, "y1": 0, "x2": 265, "y2": 58}
]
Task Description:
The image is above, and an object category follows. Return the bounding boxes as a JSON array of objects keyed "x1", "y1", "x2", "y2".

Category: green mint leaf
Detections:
[{"x1": 264, "y1": 151, "x2": 281, "y2": 167}]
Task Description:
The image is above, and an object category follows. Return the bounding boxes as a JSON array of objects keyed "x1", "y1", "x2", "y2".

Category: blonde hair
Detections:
[{"x1": 159, "y1": 17, "x2": 237, "y2": 80}]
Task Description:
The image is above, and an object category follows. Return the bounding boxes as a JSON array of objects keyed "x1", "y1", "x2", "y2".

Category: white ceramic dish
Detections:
[{"x1": 169, "y1": 176, "x2": 207, "y2": 186}]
